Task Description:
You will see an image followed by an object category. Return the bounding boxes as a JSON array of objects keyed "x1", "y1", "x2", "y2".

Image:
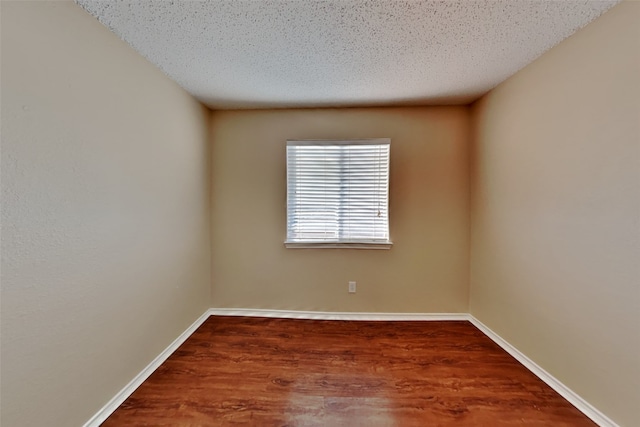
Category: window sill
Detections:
[{"x1": 284, "y1": 242, "x2": 392, "y2": 250}]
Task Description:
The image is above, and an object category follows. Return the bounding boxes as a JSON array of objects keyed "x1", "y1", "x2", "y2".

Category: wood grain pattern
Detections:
[{"x1": 102, "y1": 317, "x2": 596, "y2": 426}]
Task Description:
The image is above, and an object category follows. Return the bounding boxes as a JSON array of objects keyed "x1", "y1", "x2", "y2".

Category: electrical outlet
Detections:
[{"x1": 348, "y1": 281, "x2": 356, "y2": 293}]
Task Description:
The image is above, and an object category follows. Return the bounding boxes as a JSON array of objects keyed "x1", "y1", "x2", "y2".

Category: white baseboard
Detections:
[
  {"x1": 82, "y1": 309, "x2": 213, "y2": 427},
  {"x1": 84, "y1": 308, "x2": 618, "y2": 427},
  {"x1": 209, "y1": 307, "x2": 468, "y2": 321},
  {"x1": 468, "y1": 315, "x2": 618, "y2": 427}
]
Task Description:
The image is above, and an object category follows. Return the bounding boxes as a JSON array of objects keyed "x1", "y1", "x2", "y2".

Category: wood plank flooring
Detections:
[{"x1": 102, "y1": 316, "x2": 596, "y2": 426}]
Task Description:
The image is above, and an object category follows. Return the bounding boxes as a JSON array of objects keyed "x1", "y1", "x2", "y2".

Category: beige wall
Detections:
[
  {"x1": 210, "y1": 107, "x2": 470, "y2": 313},
  {"x1": 1, "y1": 2, "x2": 211, "y2": 426},
  {"x1": 469, "y1": 2, "x2": 640, "y2": 426},
  {"x1": 4, "y1": 0, "x2": 635, "y2": 425}
]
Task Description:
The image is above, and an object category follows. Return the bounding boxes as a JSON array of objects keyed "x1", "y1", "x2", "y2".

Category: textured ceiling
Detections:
[{"x1": 76, "y1": 0, "x2": 619, "y2": 109}]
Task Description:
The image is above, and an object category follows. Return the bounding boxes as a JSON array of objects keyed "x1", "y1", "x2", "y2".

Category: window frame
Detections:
[{"x1": 284, "y1": 138, "x2": 392, "y2": 250}]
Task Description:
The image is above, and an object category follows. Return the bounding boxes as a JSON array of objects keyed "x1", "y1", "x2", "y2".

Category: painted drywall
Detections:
[
  {"x1": 0, "y1": 2, "x2": 211, "y2": 426},
  {"x1": 469, "y1": 2, "x2": 639, "y2": 426},
  {"x1": 210, "y1": 107, "x2": 469, "y2": 313}
]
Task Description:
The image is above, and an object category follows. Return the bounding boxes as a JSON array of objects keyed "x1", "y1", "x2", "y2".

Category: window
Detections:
[{"x1": 285, "y1": 139, "x2": 391, "y2": 249}]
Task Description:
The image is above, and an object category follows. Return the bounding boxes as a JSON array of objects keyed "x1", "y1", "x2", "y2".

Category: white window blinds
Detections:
[{"x1": 286, "y1": 139, "x2": 391, "y2": 249}]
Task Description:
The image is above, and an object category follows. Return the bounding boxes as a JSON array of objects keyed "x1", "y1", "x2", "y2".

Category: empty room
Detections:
[{"x1": 1, "y1": 0, "x2": 638, "y2": 426}]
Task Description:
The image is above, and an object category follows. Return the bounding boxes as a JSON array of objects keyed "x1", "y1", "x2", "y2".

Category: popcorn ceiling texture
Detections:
[{"x1": 75, "y1": 0, "x2": 618, "y2": 109}]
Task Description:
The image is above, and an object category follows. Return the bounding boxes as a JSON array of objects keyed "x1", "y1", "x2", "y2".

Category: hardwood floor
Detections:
[{"x1": 102, "y1": 316, "x2": 596, "y2": 426}]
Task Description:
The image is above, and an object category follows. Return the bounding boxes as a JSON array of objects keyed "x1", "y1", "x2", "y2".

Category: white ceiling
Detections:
[{"x1": 76, "y1": 0, "x2": 619, "y2": 110}]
